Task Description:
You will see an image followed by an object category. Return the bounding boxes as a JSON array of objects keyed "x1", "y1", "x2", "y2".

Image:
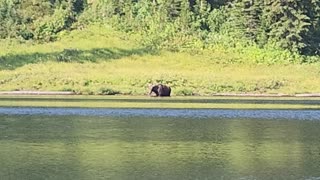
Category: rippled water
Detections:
[
  {"x1": 0, "y1": 107, "x2": 320, "y2": 120},
  {"x1": 1, "y1": 108, "x2": 320, "y2": 179}
]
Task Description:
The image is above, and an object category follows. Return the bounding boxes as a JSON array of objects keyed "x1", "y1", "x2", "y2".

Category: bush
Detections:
[
  {"x1": 176, "y1": 88, "x2": 194, "y2": 96},
  {"x1": 33, "y1": 8, "x2": 71, "y2": 42},
  {"x1": 99, "y1": 88, "x2": 120, "y2": 95}
]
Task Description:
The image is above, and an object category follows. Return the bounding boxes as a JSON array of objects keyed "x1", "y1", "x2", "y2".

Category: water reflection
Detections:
[{"x1": 1, "y1": 113, "x2": 320, "y2": 179}]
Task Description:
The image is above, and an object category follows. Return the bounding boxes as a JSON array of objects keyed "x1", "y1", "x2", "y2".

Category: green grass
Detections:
[
  {"x1": 1, "y1": 95, "x2": 320, "y2": 109},
  {"x1": 0, "y1": 24, "x2": 320, "y2": 96}
]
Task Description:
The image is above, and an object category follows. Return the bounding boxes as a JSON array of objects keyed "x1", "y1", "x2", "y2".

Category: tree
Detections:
[
  {"x1": 264, "y1": 0, "x2": 311, "y2": 53},
  {"x1": 0, "y1": 0, "x2": 20, "y2": 38},
  {"x1": 300, "y1": 0, "x2": 320, "y2": 55}
]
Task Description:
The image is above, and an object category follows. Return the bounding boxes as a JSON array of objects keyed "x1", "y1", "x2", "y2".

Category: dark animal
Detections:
[{"x1": 149, "y1": 84, "x2": 171, "y2": 97}]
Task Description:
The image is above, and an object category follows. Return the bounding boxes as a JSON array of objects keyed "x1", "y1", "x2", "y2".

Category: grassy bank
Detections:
[
  {"x1": 0, "y1": 95, "x2": 320, "y2": 109},
  {"x1": 0, "y1": 25, "x2": 320, "y2": 96}
]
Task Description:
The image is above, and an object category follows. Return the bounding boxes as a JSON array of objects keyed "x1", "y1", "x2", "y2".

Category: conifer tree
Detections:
[
  {"x1": 264, "y1": 0, "x2": 311, "y2": 52},
  {"x1": 0, "y1": 0, "x2": 18, "y2": 38},
  {"x1": 301, "y1": 0, "x2": 320, "y2": 54}
]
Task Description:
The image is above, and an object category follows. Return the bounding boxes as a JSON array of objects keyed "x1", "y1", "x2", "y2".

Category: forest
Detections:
[{"x1": 1, "y1": 0, "x2": 320, "y2": 63}]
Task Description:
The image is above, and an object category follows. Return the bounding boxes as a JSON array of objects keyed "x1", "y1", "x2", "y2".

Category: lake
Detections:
[{"x1": 1, "y1": 107, "x2": 320, "y2": 179}]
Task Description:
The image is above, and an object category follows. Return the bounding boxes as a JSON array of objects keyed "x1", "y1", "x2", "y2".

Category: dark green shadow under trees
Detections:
[{"x1": 0, "y1": 47, "x2": 157, "y2": 70}]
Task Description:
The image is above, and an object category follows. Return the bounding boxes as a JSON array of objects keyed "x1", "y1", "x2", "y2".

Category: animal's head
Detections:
[{"x1": 149, "y1": 84, "x2": 160, "y2": 96}]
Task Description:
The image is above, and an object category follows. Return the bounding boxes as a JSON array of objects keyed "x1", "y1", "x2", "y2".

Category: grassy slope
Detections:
[{"x1": 0, "y1": 25, "x2": 320, "y2": 96}]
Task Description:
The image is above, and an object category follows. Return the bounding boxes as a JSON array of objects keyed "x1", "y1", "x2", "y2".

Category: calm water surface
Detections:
[{"x1": 0, "y1": 108, "x2": 320, "y2": 180}]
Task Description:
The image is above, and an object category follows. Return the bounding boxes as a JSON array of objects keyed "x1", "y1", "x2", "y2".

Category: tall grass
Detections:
[{"x1": 0, "y1": 25, "x2": 320, "y2": 95}]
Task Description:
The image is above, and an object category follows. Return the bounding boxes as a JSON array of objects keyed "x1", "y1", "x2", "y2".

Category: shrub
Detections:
[
  {"x1": 175, "y1": 88, "x2": 194, "y2": 96},
  {"x1": 99, "y1": 88, "x2": 120, "y2": 95}
]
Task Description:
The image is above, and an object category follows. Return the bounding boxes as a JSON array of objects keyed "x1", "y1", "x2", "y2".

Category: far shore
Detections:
[{"x1": 1, "y1": 91, "x2": 320, "y2": 97}]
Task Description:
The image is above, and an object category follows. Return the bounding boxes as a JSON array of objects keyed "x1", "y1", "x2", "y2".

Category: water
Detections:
[
  {"x1": 1, "y1": 108, "x2": 320, "y2": 180},
  {"x1": 0, "y1": 107, "x2": 320, "y2": 120}
]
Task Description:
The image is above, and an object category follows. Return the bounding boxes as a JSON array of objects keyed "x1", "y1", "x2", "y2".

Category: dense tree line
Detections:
[
  {"x1": 1, "y1": 0, "x2": 320, "y2": 58},
  {"x1": 0, "y1": 0, "x2": 85, "y2": 41}
]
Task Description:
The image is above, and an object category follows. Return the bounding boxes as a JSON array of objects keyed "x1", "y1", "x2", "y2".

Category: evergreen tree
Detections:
[
  {"x1": 221, "y1": 0, "x2": 264, "y2": 44},
  {"x1": 264, "y1": 0, "x2": 311, "y2": 52},
  {"x1": 0, "y1": 0, "x2": 19, "y2": 38},
  {"x1": 301, "y1": 0, "x2": 320, "y2": 55}
]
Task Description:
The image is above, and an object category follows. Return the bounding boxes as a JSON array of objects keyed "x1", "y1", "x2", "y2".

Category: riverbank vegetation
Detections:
[{"x1": 0, "y1": 0, "x2": 320, "y2": 95}]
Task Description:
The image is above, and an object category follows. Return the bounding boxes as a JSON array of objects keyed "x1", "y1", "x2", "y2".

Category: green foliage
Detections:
[
  {"x1": 0, "y1": 0, "x2": 85, "y2": 41},
  {"x1": 1, "y1": 0, "x2": 320, "y2": 62},
  {"x1": 263, "y1": 0, "x2": 311, "y2": 53},
  {"x1": 176, "y1": 88, "x2": 194, "y2": 96},
  {"x1": 33, "y1": 7, "x2": 71, "y2": 41},
  {"x1": 1, "y1": 25, "x2": 320, "y2": 95},
  {"x1": 0, "y1": 0, "x2": 19, "y2": 38},
  {"x1": 80, "y1": 0, "x2": 319, "y2": 62},
  {"x1": 225, "y1": 0, "x2": 264, "y2": 43},
  {"x1": 99, "y1": 88, "x2": 120, "y2": 95}
]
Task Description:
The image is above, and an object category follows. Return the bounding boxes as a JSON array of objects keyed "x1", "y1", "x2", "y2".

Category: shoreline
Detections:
[{"x1": 1, "y1": 91, "x2": 320, "y2": 97}]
